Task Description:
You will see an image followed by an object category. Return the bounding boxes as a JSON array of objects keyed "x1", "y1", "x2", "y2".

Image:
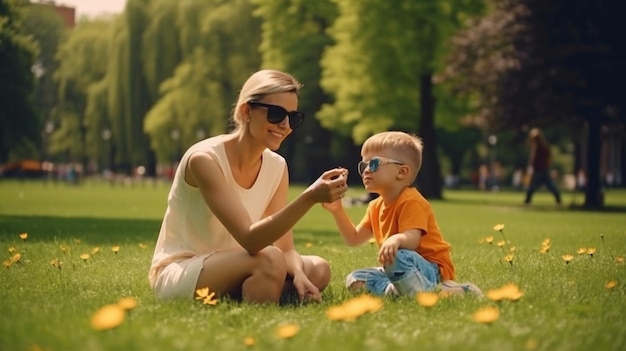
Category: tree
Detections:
[
  {"x1": 143, "y1": 0, "x2": 262, "y2": 164},
  {"x1": 443, "y1": 0, "x2": 626, "y2": 207},
  {"x1": 53, "y1": 18, "x2": 110, "y2": 167},
  {"x1": 22, "y1": 3, "x2": 66, "y2": 159},
  {"x1": 318, "y1": 0, "x2": 484, "y2": 198},
  {"x1": 252, "y1": 0, "x2": 340, "y2": 182},
  {"x1": 0, "y1": 0, "x2": 39, "y2": 163}
]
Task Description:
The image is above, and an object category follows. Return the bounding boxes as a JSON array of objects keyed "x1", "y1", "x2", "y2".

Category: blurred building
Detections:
[{"x1": 31, "y1": 1, "x2": 75, "y2": 28}]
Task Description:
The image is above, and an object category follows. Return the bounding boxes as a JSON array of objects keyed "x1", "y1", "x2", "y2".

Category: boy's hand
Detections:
[
  {"x1": 378, "y1": 236, "x2": 401, "y2": 265},
  {"x1": 321, "y1": 198, "x2": 343, "y2": 212}
]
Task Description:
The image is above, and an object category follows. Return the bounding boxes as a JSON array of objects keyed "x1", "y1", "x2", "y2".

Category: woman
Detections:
[{"x1": 149, "y1": 70, "x2": 348, "y2": 304}]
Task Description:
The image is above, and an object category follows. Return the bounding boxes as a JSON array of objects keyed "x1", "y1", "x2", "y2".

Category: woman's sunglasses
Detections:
[
  {"x1": 357, "y1": 157, "x2": 404, "y2": 175},
  {"x1": 247, "y1": 101, "x2": 305, "y2": 129}
]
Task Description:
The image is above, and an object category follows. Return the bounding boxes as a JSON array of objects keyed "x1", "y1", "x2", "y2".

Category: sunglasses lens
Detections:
[
  {"x1": 369, "y1": 158, "x2": 380, "y2": 172},
  {"x1": 358, "y1": 158, "x2": 380, "y2": 175},
  {"x1": 267, "y1": 106, "x2": 287, "y2": 124},
  {"x1": 288, "y1": 112, "x2": 304, "y2": 128},
  {"x1": 358, "y1": 161, "x2": 367, "y2": 175}
]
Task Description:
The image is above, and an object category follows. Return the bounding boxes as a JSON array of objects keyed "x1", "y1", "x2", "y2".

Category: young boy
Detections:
[{"x1": 323, "y1": 131, "x2": 482, "y2": 297}]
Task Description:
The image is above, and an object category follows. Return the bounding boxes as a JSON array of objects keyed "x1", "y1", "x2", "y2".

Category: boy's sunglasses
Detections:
[
  {"x1": 247, "y1": 101, "x2": 305, "y2": 129},
  {"x1": 357, "y1": 157, "x2": 404, "y2": 175}
]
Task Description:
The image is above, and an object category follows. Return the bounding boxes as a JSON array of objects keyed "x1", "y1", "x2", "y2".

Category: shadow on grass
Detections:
[
  {"x1": 0, "y1": 215, "x2": 346, "y2": 247},
  {"x1": 0, "y1": 214, "x2": 161, "y2": 245}
]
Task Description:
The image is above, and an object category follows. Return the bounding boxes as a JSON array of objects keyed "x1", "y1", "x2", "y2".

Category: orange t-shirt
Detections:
[{"x1": 358, "y1": 187, "x2": 455, "y2": 281}]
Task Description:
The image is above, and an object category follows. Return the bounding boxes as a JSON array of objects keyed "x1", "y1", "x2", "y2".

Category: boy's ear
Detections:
[{"x1": 396, "y1": 165, "x2": 410, "y2": 180}]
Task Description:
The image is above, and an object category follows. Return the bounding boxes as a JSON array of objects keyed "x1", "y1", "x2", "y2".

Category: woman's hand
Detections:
[
  {"x1": 305, "y1": 168, "x2": 348, "y2": 204},
  {"x1": 292, "y1": 274, "x2": 321, "y2": 303}
]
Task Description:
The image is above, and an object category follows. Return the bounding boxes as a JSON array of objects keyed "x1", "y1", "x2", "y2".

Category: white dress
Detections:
[{"x1": 148, "y1": 134, "x2": 286, "y2": 299}]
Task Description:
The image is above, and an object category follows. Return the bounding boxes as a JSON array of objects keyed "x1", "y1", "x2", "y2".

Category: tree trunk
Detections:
[
  {"x1": 584, "y1": 118, "x2": 604, "y2": 207},
  {"x1": 416, "y1": 73, "x2": 443, "y2": 199}
]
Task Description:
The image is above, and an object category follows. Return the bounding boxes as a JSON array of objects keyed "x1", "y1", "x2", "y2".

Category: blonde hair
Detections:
[
  {"x1": 232, "y1": 70, "x2": 302, "y2": 130},
  {"x1": 361, "y1": 131, "x2": 423, "y2": 183}
]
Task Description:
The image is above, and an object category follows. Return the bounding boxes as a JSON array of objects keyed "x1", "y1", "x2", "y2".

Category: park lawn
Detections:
[{"x1": 0, "y1": 179, "x2": 625, "y2": 351}]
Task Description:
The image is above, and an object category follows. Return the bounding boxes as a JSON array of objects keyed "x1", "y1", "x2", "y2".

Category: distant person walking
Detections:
[{"x1": 524, "y1": 128, "x2": 562, "y2": 205}]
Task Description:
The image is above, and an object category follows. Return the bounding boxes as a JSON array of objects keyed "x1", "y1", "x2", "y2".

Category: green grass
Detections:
[{"x1": 1, "y1": 179, "x2": 625, "y2": 351}]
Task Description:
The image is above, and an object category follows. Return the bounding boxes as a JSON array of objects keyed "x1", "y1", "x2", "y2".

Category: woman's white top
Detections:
[{"x1": 148, "y1": 134, "x2": 286, "y2": 289}]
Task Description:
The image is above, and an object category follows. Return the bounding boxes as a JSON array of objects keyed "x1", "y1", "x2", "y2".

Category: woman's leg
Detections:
[
  {"x1": 300, "y1": 255, "x2": 331, "y2": 291},
  {"x1": 195, "y1": 246, "x2": 287, "y2": 304}
]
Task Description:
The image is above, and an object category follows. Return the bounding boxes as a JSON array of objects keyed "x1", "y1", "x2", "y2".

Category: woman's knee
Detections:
[
  {"x1": 307, "y1": 256, "x2": 331, "y2": 290},
  {"x1": 253, "y1": 246, "x2": 287, "y2": 281}
]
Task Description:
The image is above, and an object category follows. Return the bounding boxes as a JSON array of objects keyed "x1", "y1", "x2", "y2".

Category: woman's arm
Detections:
[{"x1": 187, "y1": 152, "x2": 346, "y2": 254}]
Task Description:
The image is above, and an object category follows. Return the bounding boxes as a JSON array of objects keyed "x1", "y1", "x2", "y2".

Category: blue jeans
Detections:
[
  {"x1": 345, "y1": 249, "x2": 440, "y2": 296},
  {"x1": 525, "y1": 169, "x2": 561, "y2": 204}
]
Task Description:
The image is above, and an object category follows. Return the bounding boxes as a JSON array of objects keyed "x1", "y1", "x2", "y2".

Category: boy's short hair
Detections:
[{"x1": 361, "y1": 131, "x2": 423, "y2": 183}]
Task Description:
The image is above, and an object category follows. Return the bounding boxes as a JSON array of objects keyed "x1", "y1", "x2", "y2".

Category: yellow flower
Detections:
[
  {"x1": 606, "y1": 280, "x2": 617, "y2": 289},
  {"x1": 504, "y1": 254, "x2": 514, "y2": 265},
  {"x1": 80, "y1": 253, "x2": 90, "y2": 262},
  {"x1": 562, "y1": 254, "x2": 574, "y2": 264},
  {"x1": 542, "y1": 238, "x2": 550, "y2": 246},
  {"x1": 368, "y1": 238, "x2": 376, "y2": 245},
  {"x1": 243, "y1": 337, "x2": 255, "y2": 347},
  {"x1": 111, "y1": 245, "x2": 120, "y2": 254},
  {"x1": 485, "y1": 236, "x2": 494, "y2": 244},
  {"x1": 615, "y1": 256, "x2": 625, "y2": 264},
  {"x1": 19, "y1": 232, "x2": 28, "y2": 241},
  {"x1": 8, "y1": 247, "x2": 16, "y2": 253},
  {"x1": 50, "y1": 258, "x2": 62, "y2": 269},
  {"x1": 3, "y1": 260, "x2": 12, "y2": 268},
  {"x1": 416, "y1": 292, "x2": 439, "y2": 307},
  {"x1": 118, "y1": 297, "x2": 138, "y2": 310},
  {"x1": 509, "y1": 246, "x2": 516, "y2": 252},
  {"x1": 138, "y1": 243, "x2": 147, "y2": 249},
  {"x1": 586, "y1": 247, "x2": 596, "y2": 257},
  {"x1": 59, "y1": 245, "x2": 68, "y2": 254},
  {"x1": 195, "y1": 287, "x2": 218, "y2": 306},
  {"x1": 325, "y1": 294, "x2": 383, "y2": 322},
  {"x1": 11, "y1": 253, "x2": 21, "y2": 263},
  {"x1": 497, "y1": 240, "x2": 506, "y2": 248},
  {"x1": 525, "y1": 338, "x2": 539, "y2": 350},
  {"x1": 472, "y1": 306, "x2": 499, "y2": 324},
  {"x1": 486, "y1": 283, "x2": 523, "y2": 302},
  {"x1": 275, "y1": 323, "x2": 300, "y2": 339},
  {"x1": 493, "y1": 224, "x2": 505, "y2": 231},
  {"x1": 305, "y1": 242, "x2": 313, "y2": 248},
  {"x1": 91, "y1": 304, "x2": 126, "y2": 331},
  {"x1": 91, "y1": 247, "x2": 101, "y2": 254},
  {"x1": 73, "y1": 239, "x2": 81, "y2": 244},
  {"x1": 576, "y1": 248, "x2": 587, "y2": 255}
]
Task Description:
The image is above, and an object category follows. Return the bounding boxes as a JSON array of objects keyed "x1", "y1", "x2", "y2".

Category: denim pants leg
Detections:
[
  {"x1": 345, "y1": 249, "x2": 439, "y2": 296},
  {"x1": 384, "y1": 249, "x2": 439, "y2": 296},
  {"x1": 345, "y1": 267, "x2": 390, "y2": 296}
]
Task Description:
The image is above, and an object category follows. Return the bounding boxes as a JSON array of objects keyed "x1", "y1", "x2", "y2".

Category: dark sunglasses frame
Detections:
[
  {"x1": 247, "y1": 101, "x2": 305, "y2": 129},
  {"x1": 357, "y1": 156, "x2": 404, "y2": 175}
]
